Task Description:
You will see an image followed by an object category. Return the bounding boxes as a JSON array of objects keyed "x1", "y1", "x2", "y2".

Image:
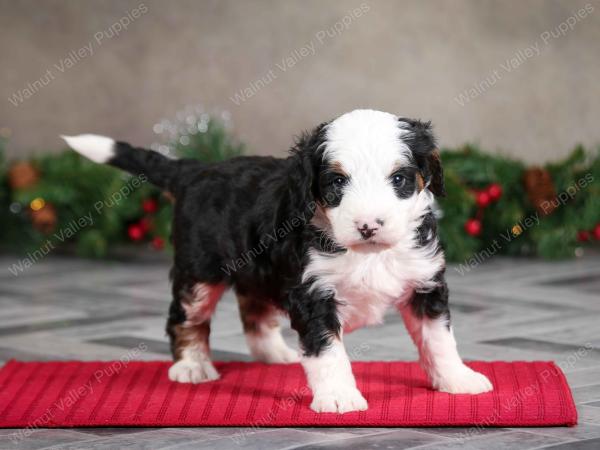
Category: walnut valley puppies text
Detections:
[{"x1": 7, "y1": 3, "x2": 148, "y2": 107}]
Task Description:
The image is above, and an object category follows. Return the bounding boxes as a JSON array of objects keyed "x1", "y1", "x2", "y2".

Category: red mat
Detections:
[{"x1": 0, "y1": 360, "x2": 576, "y2": 428}]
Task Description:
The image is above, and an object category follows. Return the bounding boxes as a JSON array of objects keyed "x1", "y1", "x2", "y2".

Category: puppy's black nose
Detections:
[{"x1": 358, "y1": 223, "x2": 378, "y2": 240}]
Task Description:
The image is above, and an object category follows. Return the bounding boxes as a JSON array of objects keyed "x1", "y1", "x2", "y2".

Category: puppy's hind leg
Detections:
[
  {"x1": 166, "y1": 279, "x2": 226, "y2": 383},
  {"x1": 237, "y1": 293, "x2": 299, "y2": 364}
]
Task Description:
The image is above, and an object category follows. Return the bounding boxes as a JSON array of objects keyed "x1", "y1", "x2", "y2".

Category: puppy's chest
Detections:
[{"x1": 308, "y1": 248, "x2": 435, "y2": 332}]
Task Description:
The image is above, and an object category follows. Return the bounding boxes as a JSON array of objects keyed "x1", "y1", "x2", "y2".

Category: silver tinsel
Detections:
[{"x1": 151, "y1": 105, "x2": 234, "y2": 157}]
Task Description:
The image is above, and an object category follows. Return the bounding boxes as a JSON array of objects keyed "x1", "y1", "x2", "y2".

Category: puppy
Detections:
[{"x1": 63, "y1": 109, "x2": 492, "y2": 414}]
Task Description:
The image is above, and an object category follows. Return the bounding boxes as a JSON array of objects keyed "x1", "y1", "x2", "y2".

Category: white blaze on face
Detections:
[{"x1": 322, "y1": 109, "x2": 422, "y2": 248}]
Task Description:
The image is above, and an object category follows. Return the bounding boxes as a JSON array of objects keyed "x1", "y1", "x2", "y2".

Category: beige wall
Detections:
[{"x1": 1, "y1": 0, "x2": 599, "y2": 163}]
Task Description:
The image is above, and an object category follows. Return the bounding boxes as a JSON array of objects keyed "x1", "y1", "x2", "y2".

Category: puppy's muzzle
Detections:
[{"x1": 357, "y1": 219, "x2": 384, "y2": 240}]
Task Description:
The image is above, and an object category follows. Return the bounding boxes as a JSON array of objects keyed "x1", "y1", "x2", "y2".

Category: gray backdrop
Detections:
[{"x1": 1, "y1": 0, "x2": 599, "y2": 162}]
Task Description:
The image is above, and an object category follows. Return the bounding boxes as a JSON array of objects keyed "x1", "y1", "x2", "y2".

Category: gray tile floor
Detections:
[{"x1": 0, "y1": 251, "x2": 599, "y2": 449}]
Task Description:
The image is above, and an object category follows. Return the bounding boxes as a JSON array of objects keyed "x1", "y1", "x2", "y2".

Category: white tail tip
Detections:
[{"x1": 61, "y1": 134, "x2": 115, "y2": 163}]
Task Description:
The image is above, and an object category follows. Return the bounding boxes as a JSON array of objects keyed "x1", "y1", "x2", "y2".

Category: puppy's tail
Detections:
[{"x1": 61, "y1": 134, "x2": 178, "y2": 190}]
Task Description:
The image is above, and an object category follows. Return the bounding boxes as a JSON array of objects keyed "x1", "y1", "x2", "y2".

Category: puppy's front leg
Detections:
[
  {"x1": 400, "y1": 272, "x2": 493, "y2": 394},
  {"x1": 288, "y1": 283, "x2": 367, "y2": 413},
  {"x1": 302, "y1": 337, "x2": 367, "y2": 413}
]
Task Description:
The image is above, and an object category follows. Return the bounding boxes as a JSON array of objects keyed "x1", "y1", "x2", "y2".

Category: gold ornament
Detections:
[
  {"x1": 512, "y1": 224, "x2": 523, "y2": 236},
  {"x1": 30, "y1": 197, "x2": 45, "y2": 211}
]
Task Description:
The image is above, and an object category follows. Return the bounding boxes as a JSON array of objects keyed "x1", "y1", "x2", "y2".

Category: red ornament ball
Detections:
[
  {"x1": 594, "y1": 224, "x2": 600, "y2": 240},
  {"x1": 487, "y1": 183, "x2": 503, "y2": 201},
  {"x1": 127, "y1": 224, "x2": 144, "y2": 241},
  {"x1": 142, "y1": 198, "x2": 158, "y2": 214},
  {"x1": 152, "y1": 236, "x2": 165, "y2": 250},
  {"x1": 577, "y1": 230, "x2": 590, "y2": 242},
  {"x1": 476, "y1": 191, "x2": 491, "y2": 208},
  {"x1": 464, "y1": 219, "x2": 482, "y2": 236}
]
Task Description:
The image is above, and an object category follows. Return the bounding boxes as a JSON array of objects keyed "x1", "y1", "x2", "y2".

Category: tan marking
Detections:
[
  {"x1": 172, "y1": 323, "x2": 210, "y2": 361},
  {"x1": 329, "y1": 161, "x2": 349, "y2": 177},
  {"x1": 416, "y1": 173, "x2": 425, "y2": 191},
  {"x1": 182, "y1": 283, "x2": 226, "y2": 326},
  {"x1": 237, "y1": 293, "x2": 279, "y2": 334}
]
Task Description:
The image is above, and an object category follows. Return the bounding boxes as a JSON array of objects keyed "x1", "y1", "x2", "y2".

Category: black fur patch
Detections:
[
  {"x1": 415, "y1": 210, "x2": 438, "y2": 247},
  {"x1": 309, "y1": 227, "x2": 346, "y2": 255},
  {"x1": 390, "y1": 166, "x2": 418, "y2": 199},
  {"x1": 398, "y1": 118, "x2": 437, "y2": 155},
  {"x1": 165, "y1": 267, "x2": 193, "y2": 358},
  {"x1": 136, "y1": 122, "x2": 333, "y2": 356},
  {"x1": 111, "y1": 142, "x2": 184, "y2": 191},
  {"x1": 411, "y1": 210, "x2": 447, "y2": 327},
  {"x1": 398, "y1": 118, "x2": 446, "y2": 197},
  {"x1": 286, "y1": 277, "x2": 341, "y2": 356},
  {"x1": 410, "y1": 270, "x2": 451, "y2": 328},
  {"x1": 318, "y1": 169, "x2": 348, "y2": 208}
]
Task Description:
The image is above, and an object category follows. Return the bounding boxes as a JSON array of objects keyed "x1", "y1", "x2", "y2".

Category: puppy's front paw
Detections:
[
  {"x1": 310, "y1": 387, "x2": 368, "y2": 413},
  {"x1": 168, "y1": 359, "x2": 219, "y2": 384},
  {"x1": 433, "y1": 365, "x2": 493, "y2": 394}
]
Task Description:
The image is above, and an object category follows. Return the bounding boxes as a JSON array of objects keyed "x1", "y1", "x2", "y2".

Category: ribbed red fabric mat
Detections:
[{"x1": 0, "y1": 360, "x2": 576, "y2": 428}]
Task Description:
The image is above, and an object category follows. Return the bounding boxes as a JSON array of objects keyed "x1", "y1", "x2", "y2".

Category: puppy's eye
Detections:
[
  {"x1": 332, "y1": 176, "x2": 347, "y2": 187},
  {"x1": 391, "y1": 173, "x2": 406, "y2": 187}
]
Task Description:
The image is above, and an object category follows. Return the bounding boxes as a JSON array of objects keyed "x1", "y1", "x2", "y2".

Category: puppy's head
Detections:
[{"x1": 293, "y1": 109, "x2": 444, "y2": 250}]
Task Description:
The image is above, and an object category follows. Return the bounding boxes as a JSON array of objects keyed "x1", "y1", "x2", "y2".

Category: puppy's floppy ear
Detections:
[
  {"x1": 288, "y1": 121, "x2": 329, "y2": 220},
  {"x1": 399, "y1": 118, "x2": 445, "y2": 197}
]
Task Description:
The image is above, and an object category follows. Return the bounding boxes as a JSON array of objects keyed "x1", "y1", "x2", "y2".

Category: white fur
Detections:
[
  {"x1": 322, "y1": 110, "x2": 414, "y2": 249},
  {"x1": 168, "y1": 344, "x2": 220, "y2": 383},
  {"x1": 302, "y1": 338, "x2": 367, "y2": 413},
  {"x1": 246, "y1": 321, "x2": 300, "y2": 364},
  {"x1": 401, "y1": 307, "x2": 492, "y2": 394},
  {"x1": 306, "y1": 188, "x2": 443, "y2": 332},
  {"x1": 61, "y1": 134, "x2": 115, "y2": 163},
  {"x1": 300, "y1": 109, "x2": 490, "y2": 412},
  {"x1": 306, "y1": 110, "x2": 444, "y2": 333}
]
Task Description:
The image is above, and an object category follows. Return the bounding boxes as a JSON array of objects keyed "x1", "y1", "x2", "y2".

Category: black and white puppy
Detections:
[{"x1": 63, "y1": 109, "x2": 492, "y2": 414}]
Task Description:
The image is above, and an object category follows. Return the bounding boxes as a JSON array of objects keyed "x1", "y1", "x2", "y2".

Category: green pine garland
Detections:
[
  {"x1": 1, "y1": 131, "x2": 598, "y2": 261},
  {"x1": 437, "y1": 145, "x2": 600, "y2": 262},
  {"x1": 0, "y1": 115, "x2": 245, "y2": 258}
]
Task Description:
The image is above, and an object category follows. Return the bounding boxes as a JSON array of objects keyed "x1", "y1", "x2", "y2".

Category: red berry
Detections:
[
  {"x1": 142, "y1": 198, "x2": 158, "y2": 213},
  {"x1": 577, "y1": 230, "x2": 590, "y2": 242},
  {"x1": 152, "y1": 236, "x2": 165, "y2": 250},
  {"x1": 464, "y1": 219, "x2": 482, "y2": 236},
  {"x1": 127, "y1": 224, "x2": 144, "y2": 241},
  {"x1": 594, "y1": 224, "x2": 600, "y2": 240},
  {"x1": 139, "y1": 217, "x2": 153, "y2": 233},
  {"x1": 476, "y1": 191, "x2": 491, "y2": 208},
  {"x1": 488, "y1": 183, "x2": 503, "y2": 201}
]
